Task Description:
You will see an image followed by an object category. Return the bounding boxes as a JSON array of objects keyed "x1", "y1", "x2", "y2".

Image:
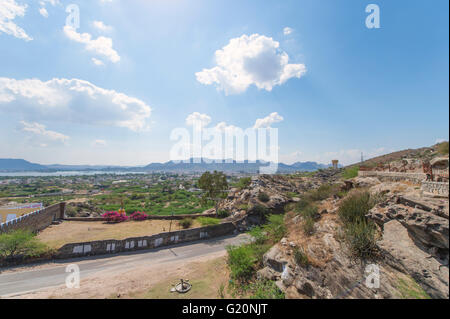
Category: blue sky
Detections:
[{"x1": 0, "y1": 0, "x2": 448, "y2": 166}]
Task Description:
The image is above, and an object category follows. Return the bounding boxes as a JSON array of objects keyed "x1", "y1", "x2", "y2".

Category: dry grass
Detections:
[
  {"x1": 285, "y1": 200, "x2": 341, "y2": 269},
  {"x1": 37, "y1": 219, "x2": 202, "y2": 249}
]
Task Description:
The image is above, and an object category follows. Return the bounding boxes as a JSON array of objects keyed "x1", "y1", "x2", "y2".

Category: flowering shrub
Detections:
[
  {"x1": 102, "y1": 211, "x2": 129, "y2": 223},
  {"x1": 130, "y1": 211, "x2": 148, "y2": 221}
]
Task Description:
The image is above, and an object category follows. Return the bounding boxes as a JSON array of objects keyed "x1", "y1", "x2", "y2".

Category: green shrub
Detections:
[
  {"x1": 252, "y1": 204, "x2": 269, "y2": 216},
  {"x1": 293, "y1": 247, "x2": 309, "y2": 267},
  {"x1": 250, "y1": 279, "x2": 285, "y2": 299},
  {"x1": 344, "y1": 219, "x2": 377, "y2": 259},
  {"x1": 308, "y1": 184, "x2": 338, "y2": 202},
  {"x1": 197, "y1": 217, "x2": 221, "y2": 226},
  {"x1": 286, "y1": 192, "x2": 299, "y2": 199},
  {"x1": 263, "y1": 214, "x2": 286, "y2": 243},
  {"x1": 437, "y1": 141, "x2": 449, "y2": 155},
  {"x1": 238, "y1": 204, "x2": 249, "y2": 211},
  {"x1": 227, "y1": 245, "x2": 256, "y2": 282},
  {"x1": 338, "y1": 191, "x2": 380, "y2": 259},
  {"x1": 302, "y1": 216, "x2": 315, "y2": 236},
  {"x1": 0, "y1": 229, "x2": 49, "y2": 259},
  {"x1": 301, "y1": 205, "x2": 319, "y2": 220},
  {"x1": 338, "y1": 191, "x2": 372, "y2": 224},
  {"x1": 248, "y1": 226, "x2": 267, "y2": 245},
  {"x1": 235, "y1": 177, "x2": 252, "y2": 190},
  {"x1": 258, "y1": 192, "x2": 270, "y2": 203},
  {"x1": 342, "y1": 166, "x2": 360, "y2": 179},
  {"x1": 217, "y1": 210, "x2": 229, "y2": 218},
  {"x1": 295, "y1": 197, "x2": 313, "y2": 212},
  {"x1": 179, "y1": 218, "x2": 193, "y2": 229}
]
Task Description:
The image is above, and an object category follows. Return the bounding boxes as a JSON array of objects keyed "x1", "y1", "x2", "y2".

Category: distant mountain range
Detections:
[{"x1": 0, "y1": 158, "x2": 334, "y2": 174}]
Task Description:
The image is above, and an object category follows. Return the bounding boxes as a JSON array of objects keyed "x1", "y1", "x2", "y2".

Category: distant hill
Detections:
[
  {"x1": 143, "y1": 158, "x2": 331, "y2": 173},
  {"x1": 0, "y1": 157, "x2": 330, "y2": 173},
  {"x1": 350, "y1": 141, "x2": 449, "y2": 168},
  {"x1": 0, "y1": 159, "x2": 47, "y2": 172}
]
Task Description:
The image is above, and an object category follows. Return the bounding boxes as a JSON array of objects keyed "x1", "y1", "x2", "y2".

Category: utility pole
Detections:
[{"x1": 361, "y1": 152, "x2": 364, "y2": 163}]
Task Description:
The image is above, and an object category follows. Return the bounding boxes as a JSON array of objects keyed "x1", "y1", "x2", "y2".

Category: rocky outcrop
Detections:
[
  {"x1": 257, "y1": 214, "x2": 409, "y2": 299},
  {"x1": 378, "y1": 220, "x2": 449, "y2": 299},
  {"x1": 367, "y1": 195, "x2": 449, "y2": 263},
  {"x1": 223, "y1": 175, "x2": 310, "y2": 230}
]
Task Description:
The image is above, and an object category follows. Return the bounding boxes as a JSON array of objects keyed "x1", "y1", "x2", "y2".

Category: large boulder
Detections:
[{"x1": 378, "y1": 220, "x2": 449, "y2": 299}]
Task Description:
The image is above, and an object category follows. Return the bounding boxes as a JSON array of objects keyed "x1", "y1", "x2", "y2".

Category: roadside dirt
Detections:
[{"x1": 10, "y1": 253, "x2": 231, "y2": 299}]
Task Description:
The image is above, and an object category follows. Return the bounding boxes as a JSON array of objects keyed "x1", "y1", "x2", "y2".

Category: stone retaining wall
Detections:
[
  {"x1": 358, "y1": 171, "x2": 426, "y2": 183},
  {"x1": 56, "y1": 222, "x2": 236, "y2": 259},
  {"x1": 0, "y1": 203, "x2": 65, "y2": 234},
  {"x1": 421, "y1": 181, "x2": 449, "y2": 197},
  {"x1": 63, "y1": 212, "x2": 217, "y2": 222}
]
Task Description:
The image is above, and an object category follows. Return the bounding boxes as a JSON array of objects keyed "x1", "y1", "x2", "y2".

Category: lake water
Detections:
[{"x1": 0, "y1": 171, "x2": 147, "y2": 177}]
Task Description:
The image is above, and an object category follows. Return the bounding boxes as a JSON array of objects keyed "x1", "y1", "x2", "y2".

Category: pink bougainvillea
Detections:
[
  {"x1": 130, "y1": 211, "x2": 148, "y2": 221},
  {"x1": 102, "y1": 211, "x2": 129, "y2": 223}
]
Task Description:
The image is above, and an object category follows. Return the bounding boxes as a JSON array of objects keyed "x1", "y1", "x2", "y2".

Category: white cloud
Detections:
[
  {"x1": 0, "y1": 0, "x2": 32, "y2": 41},
  {"x1": 196, "y1": 34, "x2": 306, "y2": 95},
  {"x1": 435, "y1": 138, "x2": 448, "y2": 144},
  {"x1": 93, "y1": 21, "x2": 113, "y2": 32},
  {"x1": 92, "y1": 139, "x2": 107, "y2": 147},
  {"x1": 253, "y1": 112, "x2": 284, "y2": 129},
  {"x1": 39, "y1": 7, "x2": 48, "y2": 18},
  {"x1": 40, "y1": 0, "x2": 60, "y2": 5},
  {"x1": 283, "y1": 27, "x2": 293, "y2": 35},
  {"x1": 186, "y1": 112, "x2": 212, "y2": 127},
  {"x1": 63, "y1": 26, "x2": 120, "y2": 63},
  {"x1": 92, "y1": 57, "x2": 105, "y2": 66},
  {"x1": 20, "y1": 121, "x2": 69, "y2": 143},
  {"x1": 0, "y1": 77, "x2": 152, "y2": 131}
]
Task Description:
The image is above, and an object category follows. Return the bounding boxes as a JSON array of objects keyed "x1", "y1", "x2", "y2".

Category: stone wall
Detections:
[
  {"x1": 0, "y1": 203, "x2": 65, "y2": 234},
  {"x1": 358, "y1": 171, "x2": 426, "y2": 184},
  {"x1": 63, "y1": 212, "x2": 217, "y2": 222},
  {"x1": 421, "y1": 181, "x2": 449, "y2": 197},
  {"x1": 56, "y1": 222, "x2": 236, "y2": 259}
]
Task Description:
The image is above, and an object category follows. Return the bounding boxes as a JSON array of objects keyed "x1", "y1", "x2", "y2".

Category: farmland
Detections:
[{"x1": 0, "y1": 172, "x2": 244, "y2": 218}]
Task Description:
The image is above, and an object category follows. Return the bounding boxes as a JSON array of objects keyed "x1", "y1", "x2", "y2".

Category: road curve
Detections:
[{"x1": 0, "y1": 233, "x2": 250, "y2": 297}]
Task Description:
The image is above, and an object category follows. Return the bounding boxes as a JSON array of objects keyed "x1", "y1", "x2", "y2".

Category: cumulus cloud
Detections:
[
  {"x1": 93, "y1": 21, "x2": 113, "y2": 32},
  {"x1": 63, "y1": 26, "x2": 120, "y2": 63},
  {"x1": 185, "y1": 112, "x2": 212, "y2": 127},
  {"x1": 196, "y1": 34, "x2": 306, "y2": 95},
  {"x1": 283, "y1": 27, "x2": 293, "y2": 35},
  {"x1": 0, "y1": 77, "x2": 152, "y2": 131},
  {"x1": 253, "y1": 112, "x2": 284, "y2": 129},
  {"x1": 38, "y1": 7, "x2": 48, "y2": 18},
  {"x1": 0, "y1": 0, "x2": 32, "y2": 41},
  {"x1": 92, "y1": 57, "x2": 105, "y2": 66},
  {"x1": 20, "y1": 121, "x2": 69, "y2": 143}
]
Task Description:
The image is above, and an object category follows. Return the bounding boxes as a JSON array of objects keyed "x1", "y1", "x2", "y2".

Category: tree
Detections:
[
  {"x1": 198, "y1": 171, "x2": 229, "y2": 213},
  {"x1": 0, "y1": 229, "x2": 47, "y2": 259}
]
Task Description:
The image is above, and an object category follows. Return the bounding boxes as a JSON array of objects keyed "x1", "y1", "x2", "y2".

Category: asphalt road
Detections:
[{"x1": 0, "y1": 233, "x2": 250, "y2": 297}]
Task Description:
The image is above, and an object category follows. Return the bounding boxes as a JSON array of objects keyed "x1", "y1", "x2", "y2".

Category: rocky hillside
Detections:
[{"x1": 222, "y1": 168, "x2": 449, "y2": 299}]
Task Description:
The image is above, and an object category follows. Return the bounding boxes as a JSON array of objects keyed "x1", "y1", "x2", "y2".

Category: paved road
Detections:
[{"x1": 0, "y1": 234, "x2": 250, "y2": 297}]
